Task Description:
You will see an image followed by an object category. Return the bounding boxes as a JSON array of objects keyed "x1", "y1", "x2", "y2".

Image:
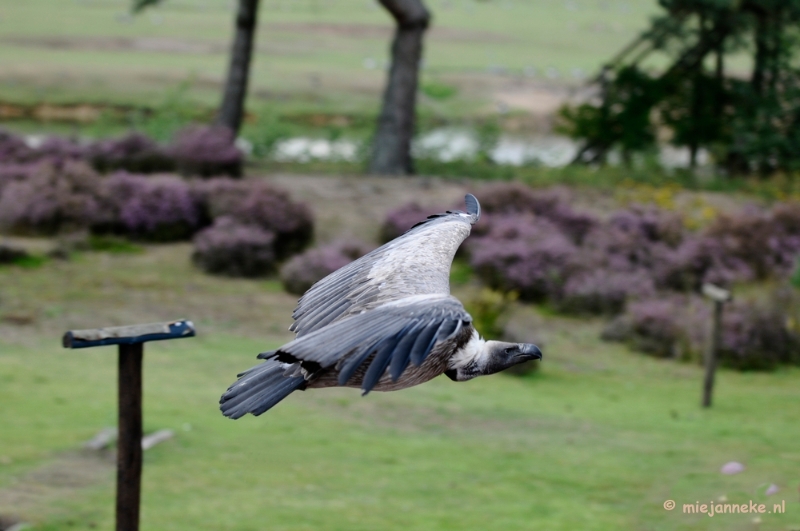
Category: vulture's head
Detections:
[{"x1": 446, "y1": 337, "x2": 542, "y2": 382}]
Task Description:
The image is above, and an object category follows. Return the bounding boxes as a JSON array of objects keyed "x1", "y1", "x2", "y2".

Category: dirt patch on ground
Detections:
[{"x1": 492, "y1": 86, "x2": 570, "y2": 116}]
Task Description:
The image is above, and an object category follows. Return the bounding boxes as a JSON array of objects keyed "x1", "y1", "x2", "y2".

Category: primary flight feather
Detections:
[{"x1": 220, "y1": 193, "x2": 542, "y2": 419}]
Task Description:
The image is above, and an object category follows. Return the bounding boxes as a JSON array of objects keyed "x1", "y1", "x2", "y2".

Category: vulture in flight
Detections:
[{"x1": 220, "y1": 194, "x2": 542, "y2": 419}]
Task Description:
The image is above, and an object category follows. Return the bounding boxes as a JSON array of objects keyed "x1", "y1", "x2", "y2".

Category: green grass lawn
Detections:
[
  {"x1": 0, "y1": 0, "x2": 660, "y2": 115},
  {"x1": 1, "y1": 242, "x2": 799, "y2": 530}
]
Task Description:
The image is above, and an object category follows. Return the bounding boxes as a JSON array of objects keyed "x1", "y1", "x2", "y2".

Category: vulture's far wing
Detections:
[
  {"x1": 290, "y1": 194, "x2": 481, "y2": 338},
  {"x1": 271, "y1": 294, "x2": 472, "y2": 394}
]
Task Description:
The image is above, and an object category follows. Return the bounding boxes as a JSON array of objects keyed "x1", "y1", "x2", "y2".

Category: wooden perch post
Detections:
[
  {"x1": 63, "y1": 320, "x2": 195, "y2": 531},
  {"x1": 701, "y1": 284, "x2": 731, "y2": 408}
]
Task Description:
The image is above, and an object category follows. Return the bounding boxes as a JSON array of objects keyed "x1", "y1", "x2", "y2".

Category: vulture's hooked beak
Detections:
[{"x1": 519, "y1": 343, "x2": 543, "y2": 361}]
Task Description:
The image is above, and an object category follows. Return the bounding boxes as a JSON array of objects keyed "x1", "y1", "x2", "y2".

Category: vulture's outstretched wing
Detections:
[
  {"x1": 274, "y1": 294, "x2": 472, "y2": 394},
  {"x1": 221, "y1": 295, "x2": 471, "y2": 418},
  {"x1": 290, "y1": 194, "x2": 480, "y2": 338}
]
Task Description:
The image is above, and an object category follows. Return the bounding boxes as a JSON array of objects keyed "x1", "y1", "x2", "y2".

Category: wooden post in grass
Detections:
[
  {"x1": 62, "y1": 320, "x2": 196, "y2": 531},
  {"x1": 701, "y1": 284, "x2": 731, "y2": 408}
]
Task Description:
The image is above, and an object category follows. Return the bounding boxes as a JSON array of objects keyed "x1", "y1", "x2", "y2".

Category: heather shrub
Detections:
[
  {"x1": 771, "y1": 202, "x2": 800, "y2": 237},
  {"x1": 0, "y1": 129, "x2": 34, "y2": 162},
  {"x1": 280, "y1": 239, "x2": 373, "y2": 295},
  {"x1": 576, "y1": 206, "x2": 684, "y2": 278},
  {"x1": 194, "y1": 178, "x2": 313, "y2": 258},
  {"x1": 89, "y1": 132, "x2": 174, "y2": 173},
  {"x1": 0, "y1": 162, "x2": 40, "y2": 196},
  {"x1": 476, "y1": 183, "x2": 597, "y2": 243},
  {"x1": 469, "y1": 215, "x2": 581, "y2": 301},
  {"x1": 717, "y1": 301, "x2": 800, "y2": 371},
  {"x1": 380, "y1": 202, "x2": 450, "y2": 242},
  {"x1": 0, "y1": 161, "x2": 103, "y2": 234},
  {"x1": 603, "y1": 292, "x2": 800, "y2": 370},
  {"x1": 168, "y1": 125, "x2": 243, "y2": 177},
  {"x1": 706, "y1": 206, "x2": 800, "y2": 279},
  {"x1": 33, "y1": 136, "x2": 88, "y2": 164},
  {"x1": 653, "y1": 235, "x2": 754, "y2": 291},
  {"x1": 608, "y1": 205, "x2": 684, "y2": 247},
  {"x1": 477, "y1": 182, "x2": 559, "y2": 215},
  {"x1": 559, "y1": 268, "x2": 655, "y2": 315},
  {"x1": 578, "y1": 224, "x2": 663, "y2": 274},
  {"x1": 100, "y1": 172, "x2": 200, "y2": 241},
  {"x1": 545, "y1": 204, "x2": 598, "y2": 244},
  {"x1": 192, "y1": 216, "x2": 276, "y2": 277},
  {"x1": 602, "y1": 297, "x2": 705, "y2": 359},
  {"x1": 626, "y1": 298, "x2": 686, "y2": 358}
]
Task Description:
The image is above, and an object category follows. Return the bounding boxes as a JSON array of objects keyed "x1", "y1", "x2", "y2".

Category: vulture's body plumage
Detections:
[{"x1": 220, "y1": 194, "x2": 542, "y2": 419}]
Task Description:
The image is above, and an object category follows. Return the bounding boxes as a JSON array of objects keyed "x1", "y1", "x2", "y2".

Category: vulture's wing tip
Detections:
[{"x1": 465, "y1": 193, "x2": 480, "y2": 224}]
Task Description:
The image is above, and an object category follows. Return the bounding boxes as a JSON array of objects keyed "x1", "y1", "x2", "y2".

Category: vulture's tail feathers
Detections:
[{"x1": 220, "y1": 360, "x2": 305, "y2": 419}]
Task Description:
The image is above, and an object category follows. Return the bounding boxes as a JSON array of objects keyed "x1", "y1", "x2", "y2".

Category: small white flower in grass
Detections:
[
  {"x1": 720, "y1": 461, "x2": 745, "y2": 474},
  {"x1": 765, "y1": 484, "x2": 779, "y2": 495}
]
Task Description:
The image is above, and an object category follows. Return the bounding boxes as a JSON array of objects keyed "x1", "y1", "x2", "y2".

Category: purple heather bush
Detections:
[
  {"x1": 476, "y1": 183, "x2": 598, "y2": 243},
  {"x1": 89, "y1": 132, "x2": 174, "y2": 174},
  {"x1": 706, "y1": 206, "x2": 800, "y2": 280},
  {"x1": 194, "y1": 178, "x2": 313, "y2": 258},
  {"x1": 469, "y1": 214, "x2": 581, "y2": 301},
  {"x1": 192, "y1": 216, "x2": 276, "y2": 277},
  {"x1": 625, "y1": 298, "x2": 690, "y2": 358},
  {"x1": 602, "y1": 296, "x2": 709, "y2": 359},
  {"x1": 0, "y1": 129, "x2": 35, "y2": 162},
  {"x1": 0, "y1": 162, "x2": 40, "y2": 196},
  {"x1": 771, "y1": 202, "x2": 800, "y2": 236},
  {"x1": 608, "y1": 205, "x2": 684, "y2": 247},
  {"x1": 0, "y1": 161, "x2": 103, "y2": 234},
  {"x1": 717, "y1": 301, "x2": 800, "y2": 371},
  {"x1": 280, "y1": 239, "x2": 373, "y2": 295},
  {"x1": 33, "y1": 136, "x2": 88, "y2": 164},
  {"x1": 559, "y1": 268, "x2": 656, "y2": 315},
  {"x1": 380, "y1": 202, "x2": 450, "y2": 242},
  {"x1": 544, "y1": 204, "x2": 598, "y2": 245},
  {"x1": 653, "y1": 236, "x2": 754, "y2": 291},
  {"x1": 575, "y1": 206, "x2": 684, "y2": 278},
  {"x1": 100, "y1": 172, "x2": 200, "y2": 241},
  {"x1": 602, "y1": 293, "x2": 800, "y2": 370},
  {"x1": 168, "y1": 125, "x2": 243, "y2": 177},
  {"x1": 476, "y1": 182, "x2": 559, "y2": 215}
]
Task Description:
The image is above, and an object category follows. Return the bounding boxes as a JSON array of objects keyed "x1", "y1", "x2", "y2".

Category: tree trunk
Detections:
[
  {"x1": 751, "y1": 11, "x2": 768, "y2": 97},
  {"x1": 216, "y1": 0, "x2": 260, "y2": 135},
  {"x1": 715, "y1": 34, "x2": 724, "y2": 121},
  {"x1": 369, "y1": 0, "x2": 431, "y2": 175}
]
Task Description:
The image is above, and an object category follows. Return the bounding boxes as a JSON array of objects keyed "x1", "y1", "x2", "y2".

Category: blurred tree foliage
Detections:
[{"x1": 559, "y1": 0, "x2": 800, "y2": 176}]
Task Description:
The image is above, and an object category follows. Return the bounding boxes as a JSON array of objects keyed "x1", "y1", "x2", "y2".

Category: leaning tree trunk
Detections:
[
  {"x1": 216, "y1": 0, "x2": 260, "y2": 135},
  {"x1": 369, "y1": 0, "x2": 431, "y2": 175}
]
